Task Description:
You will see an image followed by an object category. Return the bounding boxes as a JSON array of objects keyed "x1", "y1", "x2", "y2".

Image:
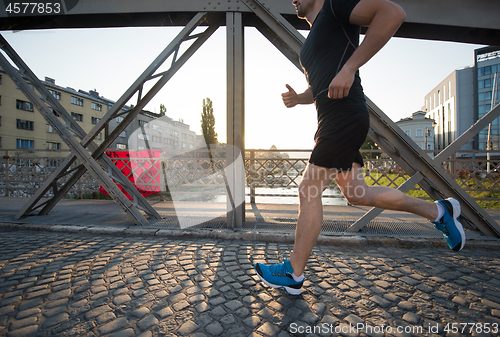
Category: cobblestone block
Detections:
[
  {"x1": 41, "y1": 312, "x2": 69, "y2": 328},
  {"x1": 178, "y1": 320, "x2": 199, "y2": 336},
  {"x1": 137, "y1": 315, "x2": 159, "y2": 330},
  {"x1": 6, "y1": 325, "x2": 39, "y2": 337},
  {"x1": 98, "y1": 317, "x2": 129, "y2": 335},
  {"x1": 205, "y1": 321, "x2": 224, "y2": 335}
]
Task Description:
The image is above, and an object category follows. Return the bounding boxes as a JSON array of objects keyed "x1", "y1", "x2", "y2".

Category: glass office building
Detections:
[{"x1": 475, "y1": 46, "x2": 500, "y2": 150}]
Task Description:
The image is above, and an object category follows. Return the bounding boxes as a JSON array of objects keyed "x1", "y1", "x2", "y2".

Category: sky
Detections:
[{"x1": 0, "y1": 26, "x2": 485, "y2": 150}]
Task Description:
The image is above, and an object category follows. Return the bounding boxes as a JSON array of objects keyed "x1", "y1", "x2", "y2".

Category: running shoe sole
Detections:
[{"x1": 445, "y1": 198, "x2": 466, "y2": 251}]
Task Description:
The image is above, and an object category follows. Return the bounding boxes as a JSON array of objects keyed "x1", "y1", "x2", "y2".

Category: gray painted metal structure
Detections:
[{"x1": 1, "y1": 0, "x2": 500, "y2": 235}]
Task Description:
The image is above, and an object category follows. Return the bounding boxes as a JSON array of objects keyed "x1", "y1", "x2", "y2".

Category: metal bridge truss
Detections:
[{"x1": 1, "y1": 0, "x2": 500, "y2": 237}]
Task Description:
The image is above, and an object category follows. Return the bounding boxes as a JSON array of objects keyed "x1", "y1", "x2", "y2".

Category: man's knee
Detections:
[{"x1": 299, "y1": 180, "x2": 323, "y2": 201}]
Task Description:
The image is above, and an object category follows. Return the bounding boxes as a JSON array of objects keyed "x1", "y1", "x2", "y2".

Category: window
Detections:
[
  {"x1": 92, "y1": 117, "x2": 100, "y2": 124},
  {"x1": 119, "y1": 131, "x2": 127, "y2": 138},
  {"x1": 416, "y1": 129, "x2": 423, "y2": 137},
  {"x1": 17, "y1": 139, "x2": 34, "y2": 149},
  {"x1": 49, "y1": 89, "x2": 61, "y2": 100},
  {"x1": 47, "y1": 142, "x2": 61, "y2": 150},
  {"x1": 485, "y1": 79, "x2": 492, "y2": 88},
  {"x1": 404, "y1": 130, "x2": 411, "y2": 137},
  {"x1": 17, "y1": 119, "x2": 34, "y2": 130},
  {"x1": 0, "y1": 74, "x2": 2, "y2": 84},
  {"x1": 91, "y1": 102, "x2": 102, "y2": 111},
  {"x1": 47, "y1": 124, "x2": 55, "y2": 133},
  {"x1": 71, "y1": 96, "x2": 84, "y2": 106},
  {"x1": 117, "y1": 144, "x2": 127, "y2": 150},
  {"x1": 71, "y1": 112, "x2": 83, "y2": 122},
  {"x1": 182, "y1": 142, "x2": 187, "y2": 149},
  {"x1": 16, "y1": 100, "x2": 34, "y2": 111},
  {"x1": 138, "y1": 120, "x2": 148, "y2": 128},
  {"x1": 152, "y1": 124, "x2": 161, "y2": 131},
  {"x1": 115, "y1": 116, "x2": 124, "y2": 123},
  {"x1": 138, "y1": 134, "x2": 150, "y2": 140},
  {"x1": 97, "y1": 133, "x2": 103, "y2": 140}
]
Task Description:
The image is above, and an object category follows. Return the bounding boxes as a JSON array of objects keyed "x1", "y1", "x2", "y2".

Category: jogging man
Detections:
[{"x1": 254, "y1": 0, "x2": 466, "y2": 296}]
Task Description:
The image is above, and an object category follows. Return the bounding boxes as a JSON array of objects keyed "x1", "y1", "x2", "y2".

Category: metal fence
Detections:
[{"x1": 2, "y1": 148, "x2": 500, "y2": 203}]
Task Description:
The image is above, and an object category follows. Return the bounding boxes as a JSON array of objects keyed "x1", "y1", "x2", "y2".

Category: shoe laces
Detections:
[
  {"x1": 270, "y1": 255, "x2": 291, "y2": 277},
  {"x1": 434, "y1": 220, "x2": 450, "y2": 236}
]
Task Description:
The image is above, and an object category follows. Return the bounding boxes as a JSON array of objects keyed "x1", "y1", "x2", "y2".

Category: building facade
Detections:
[
  {"x1": 396, "y1": 111, "x2": 436, "y2": 152},
  {"x1": 116, "y1": 112, "x2": 199, "y2": 152},
  {"x1": 0, "y1": 69, "x2": 200, "y2": 156},
  {"x1": 0, "y1": 70, "x2": 107, "y2": 155},
  {"x1": 422, "y1": 67, "x2": 475, "y2": 152},
  {"x1": 474, "y1": 46, "x2": 500, "y2": 151},
  {"x1": 422, "y1": 46, "x2": 500, "y2": 154}
]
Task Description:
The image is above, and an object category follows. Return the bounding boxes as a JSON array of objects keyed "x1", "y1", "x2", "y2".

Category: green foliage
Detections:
[{"x1": 159, "y1": 104, "x2": 166, "y2": 116}]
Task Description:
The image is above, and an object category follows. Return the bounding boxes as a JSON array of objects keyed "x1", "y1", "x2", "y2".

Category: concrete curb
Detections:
[{"x1": 2, "y1": 221, "x2": 500, "y2": 250}]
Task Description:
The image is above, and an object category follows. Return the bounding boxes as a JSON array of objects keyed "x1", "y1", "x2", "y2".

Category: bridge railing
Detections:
[{"x1": 2, "y1": 149, "x2": 500, "y2": 204}]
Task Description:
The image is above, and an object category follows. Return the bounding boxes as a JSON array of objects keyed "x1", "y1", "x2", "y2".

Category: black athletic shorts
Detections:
[{"x1": 309, "y1": 96, "x2": 369, "y2": 171}]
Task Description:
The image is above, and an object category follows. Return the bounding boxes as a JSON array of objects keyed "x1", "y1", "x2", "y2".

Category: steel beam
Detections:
[
  {"x1": 0, "y1": 48, "x2": 151, "y2": 226},
  {"x1": 2, "y1": 13, "x2": 222, "y2": 225},
  {"x1": 226, "y1": 11, "x2": 245, "y2": 228},
  {"x1": 1, "y1": 0, "x2": 499, "y2": 45}
]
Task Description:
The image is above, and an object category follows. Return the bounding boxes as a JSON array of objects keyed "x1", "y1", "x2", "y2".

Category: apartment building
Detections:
[
  {"x1": 422, "y1": 67, "x2": 475, "y2": 152},
  {"x1": 111, "y1": 112, "x2": 199, "y2": 152},
  {"x1": 396, "y1": 111, "x2": 436, "y2": 152},
  {"x1": 0, "y1": 69, "x2": 200, "y2": 156},
  {"x1": 0, "y1": 70, "x2": 107, "y2": 156}
]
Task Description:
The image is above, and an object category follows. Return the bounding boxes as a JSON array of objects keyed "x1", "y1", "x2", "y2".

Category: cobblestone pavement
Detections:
[{"x1": 1, "y1": 228, "x2": 500, "y2": 337}]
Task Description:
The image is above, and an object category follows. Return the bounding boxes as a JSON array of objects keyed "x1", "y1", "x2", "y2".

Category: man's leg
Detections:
[
  {"x1": 253, "y1": 163, "x2": 336, "y2": 295},
  {"x1": 289, "y1": 163, "x2": 337, "y2": 275},
  {"x1": 336, "y1": 163, "x2": 465, "y2": 251},
  {"x1": 335, "y1": 163, "x2": 438, "y2": 221}
]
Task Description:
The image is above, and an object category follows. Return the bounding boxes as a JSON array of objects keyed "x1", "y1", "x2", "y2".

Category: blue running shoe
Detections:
[
  {"x1": 432, "y1": 198, "x2": 466, "y2": 251},
  {"x1": 254, "y1": 256, "x2": 303, "y2": 295}
]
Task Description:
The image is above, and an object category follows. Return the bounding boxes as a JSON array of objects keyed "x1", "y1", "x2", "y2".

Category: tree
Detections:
[
  {"x1": 201, "y1": 97, "x2": 218, "y2": 145},
  {"x1": 159, "y1": 104, "x2": 166, "y2": 116}
]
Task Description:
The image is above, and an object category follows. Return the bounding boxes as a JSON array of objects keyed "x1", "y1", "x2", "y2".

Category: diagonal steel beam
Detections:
[
  {"x1": 245, "y1": 0, "x2": 500, "y2": 237},
  {"x1": 34, "y1": 14, "x2": 221, "y2": 218},
  {"x1": 435, "y1": 103, "x2": 500, "y2": 162},
  {"x1": 365, "y1": 97, "x2": 500, "y2": 237},
  {"x1": 0, "y1": 49, "x2": 151, "y2": 225},
  {"x1": 349, "y1": 103, "x2": 500, "y2": 230},
  {"x1": 3, "y1": 12, "x2": 222, "y2": 224},
  {"x1": 0, "y1": 34, "x2": 162, "y2": 220}
]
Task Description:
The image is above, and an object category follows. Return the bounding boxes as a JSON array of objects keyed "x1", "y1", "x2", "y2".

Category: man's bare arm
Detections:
[
  {"x1": 282, "y1": 85, "x2": 314, "y2": 108},
  {"x1": 328, "y1": 0, "x2": 406, "y2": 99}
]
